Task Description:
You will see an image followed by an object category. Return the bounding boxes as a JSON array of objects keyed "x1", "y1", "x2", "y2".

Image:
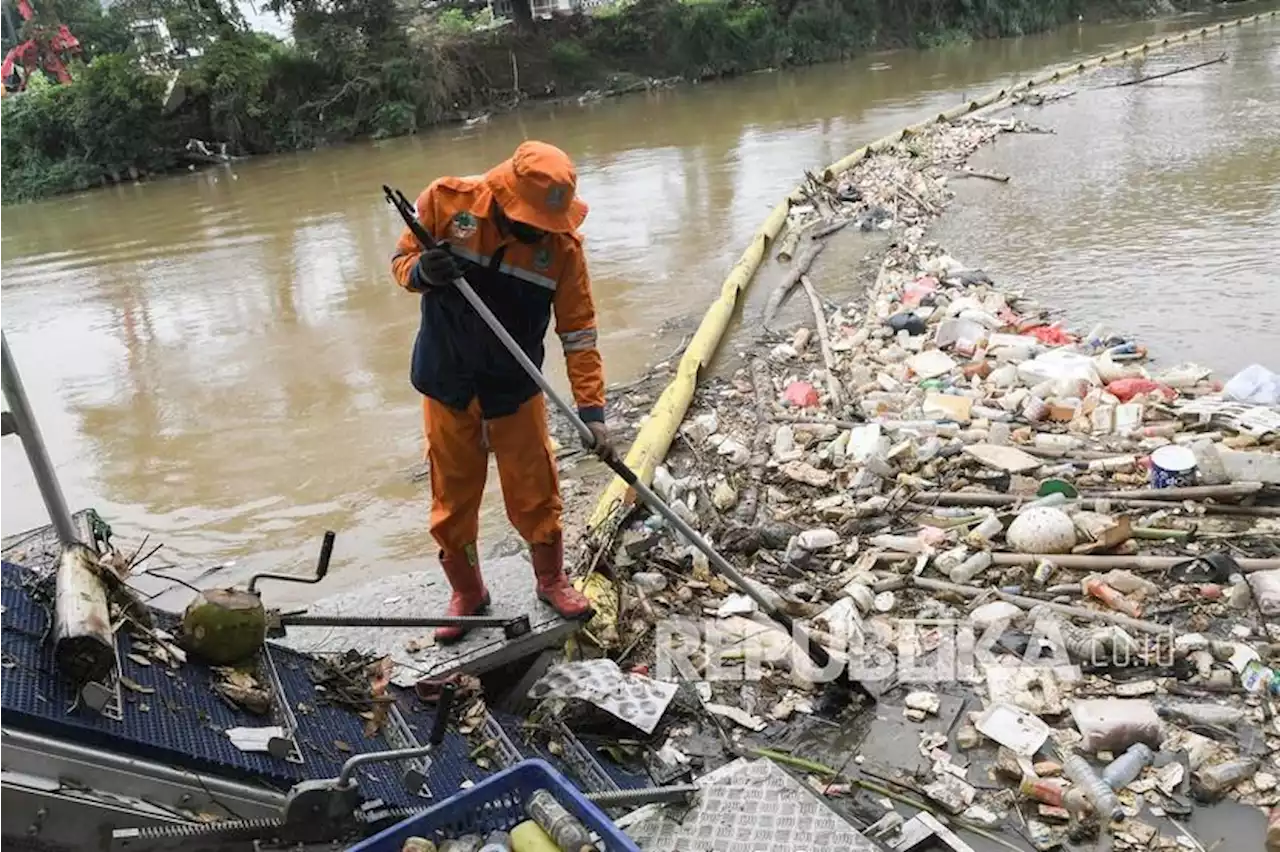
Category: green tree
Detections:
[{"x1": 108, "y1": 0, "x2": 246, "y2": 58}]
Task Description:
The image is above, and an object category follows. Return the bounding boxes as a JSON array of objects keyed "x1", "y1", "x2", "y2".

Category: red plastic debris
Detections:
[
  {"x1": 784, "y1": 381, "x2": 820, "y2": 408},
  {"x1": 1025, "y1": 324, "x2": 1077, "y2": 346},
  {"x1": 1106, "y1": 378, "x2": 1177, "y2": 403},
  {"x1": 901, "y1": 276, "x2": 938, "y2": 308}
]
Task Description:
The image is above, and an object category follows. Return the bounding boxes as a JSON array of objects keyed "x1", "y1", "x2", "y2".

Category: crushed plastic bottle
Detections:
[
  {"x1": 1102, "y1": 743, "x2": 1154, "y2": 790},
  {"x1": 1192, "y1": 758, "x2": 1258, "y2": 802},
  {"x1": 1063, "y1": 754, "x2": 1122, "y2": 822}
]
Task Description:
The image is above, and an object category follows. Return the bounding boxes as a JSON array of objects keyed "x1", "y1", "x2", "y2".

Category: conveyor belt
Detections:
[
  {"x1": 1, "y1": 560, "x2": 482, "y2": 806},
  {"x1": 1, "y1": 510, "x2": 653, "y2": 817},
  {"x1": 493, "y1": 715, "x2": 652, "y2": 795}
]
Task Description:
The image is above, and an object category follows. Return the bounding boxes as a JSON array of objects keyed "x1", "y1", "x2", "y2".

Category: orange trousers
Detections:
[{"x1": 423, "y1": 394, "x2": 562, "y2": 558}]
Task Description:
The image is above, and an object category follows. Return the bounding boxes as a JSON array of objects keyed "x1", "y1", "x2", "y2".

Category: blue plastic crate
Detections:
[{"x1": 350, "y1": 758, "x2": 640, "y2": 851}]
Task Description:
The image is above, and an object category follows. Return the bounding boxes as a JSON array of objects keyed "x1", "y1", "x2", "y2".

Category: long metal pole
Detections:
[
  {"x1": 1, "y1": 331, "x2": 78, "y2": 546},
  {"x1": 383, "y1": 188, "x2": 848, "y2": 686},
  {"x1": 446, "y1": 270, "x2": 840, "y2": 676}
]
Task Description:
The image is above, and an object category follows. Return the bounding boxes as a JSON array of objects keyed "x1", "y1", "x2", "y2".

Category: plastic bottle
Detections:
[
  {"x1": 1082, "y1": 576, "x2": 1143, "y2": 618},
  {"x1": 477, "y1": 830, "x2": 512, "y2": 852},
  {"x1": 966, "y1": 514, "x2": 1003, "y2": 546},
  {"x1": 1192, "y1": 758, "x2": 1259, "y2": 801},
  {"x1": 526, "y1": 789, "x2": 598, "y2": 852},
  {"x1": 1062, "y1": 754, "x2": 1122, "y2": 822},
  {"x1": 1102, "y1": 743, "x2": 1154, "y2": 790},
  {"x1": 1028, "y1": 606, "x2": 1110, "y2": 664},
  {"x1": 510, "y1": 822, "x2": 561, "y2": 852},
  {"x1": 439, "y1": 837, "x2": 482, "y2": 852},
  {"x1": 1034, "y1": 433, "x2": 1081, "y2": 452},
  {"x1": 1018, "y1": 777, "x2": 1090, "y2": 816},
  {"x1": 949, "y1": 550, "x2": 992, "y2": 584},
  {"x1": 1157, "y1": 701, "x2": 1245, "y2": 728},
  {"x1": 402, "y1": 839, "x2": 437, "y2": 852}
]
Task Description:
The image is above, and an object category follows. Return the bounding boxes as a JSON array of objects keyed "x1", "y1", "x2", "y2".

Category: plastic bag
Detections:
[
  {"x1": 1070, "y1": 698, "x2": 1162, "y2": 754},
  {"x1": 901, "y1": 276, "x2": 938, "y2": 308},
  {"x1": 783, "y1": 381, "x2": 819, "y2": 408},
  {"x1": 1249, "y1": 569, "x2": 1280, "y2": 617},
  {"x1": 1105, "y1": 377, "x2": 1176, "y2": 403},
  {"x1": 1025, "y1": 325, "x2": 1076, "y2": 346},
  {"x1": 1017, "y1": 350, "x2": 1101, "y2": 388},
  {"x1": 1223, "y1": 364, "x2": 1280, "y2": 405}
]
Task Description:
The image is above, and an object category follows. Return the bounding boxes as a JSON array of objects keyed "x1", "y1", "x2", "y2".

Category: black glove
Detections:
[{"x1": 410, "y1": 246, "x2": 460, "y2": 291}]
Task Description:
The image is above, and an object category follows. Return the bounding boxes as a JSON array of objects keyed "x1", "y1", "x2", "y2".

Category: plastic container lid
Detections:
[
  {"x1": 1036, "y1": 477, "x2": 1079, "y2": 498},
  {"x1": 1151, "y1": 444, "x2": 1197, "y2": 473}
]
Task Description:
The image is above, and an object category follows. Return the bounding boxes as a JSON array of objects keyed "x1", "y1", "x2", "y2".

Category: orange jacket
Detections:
[{"x1": 391, "y1": 176, "x2": 606, "y2": 422}]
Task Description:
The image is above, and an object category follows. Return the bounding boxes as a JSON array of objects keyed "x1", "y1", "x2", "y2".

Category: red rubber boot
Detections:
[
  {"x1": 531, "y1": 535, "x2": 593, "y2": 621},
  {"x1": 435, "y1": 549, "x2": 490, "y2": 645}
]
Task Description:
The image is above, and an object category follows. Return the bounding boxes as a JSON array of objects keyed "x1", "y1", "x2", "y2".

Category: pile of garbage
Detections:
[{"x1": 561, "y1": 109, "x2": 1280, "y2": 850}]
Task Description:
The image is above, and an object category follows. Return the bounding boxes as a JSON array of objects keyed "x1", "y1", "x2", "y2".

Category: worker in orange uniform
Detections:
[{"x1": 391, "y1": 141, "x2": 614, "y2": 644}]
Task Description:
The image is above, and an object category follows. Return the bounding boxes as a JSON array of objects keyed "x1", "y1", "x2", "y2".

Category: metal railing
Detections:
[{"x1": 1, "y1": 330, "x2": 79, "y2": 546}]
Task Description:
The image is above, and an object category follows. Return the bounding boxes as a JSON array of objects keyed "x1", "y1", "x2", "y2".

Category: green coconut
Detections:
[{"x1": 181, "y1": 588, "x2": 267, "y2": 664}]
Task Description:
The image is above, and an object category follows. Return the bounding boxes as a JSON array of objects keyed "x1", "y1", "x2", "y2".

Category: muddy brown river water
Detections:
[{"x1": 3, "y1": 7, "x2": 1277, "y2": 613}]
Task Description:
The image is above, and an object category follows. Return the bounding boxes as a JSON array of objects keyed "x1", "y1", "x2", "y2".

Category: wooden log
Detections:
[
  {"x1": 798, "y1": 274, "x2": 841, "y2": 409},
  {"x1": 811, "y1": 218, "x2": 854, "y2": 240},
  {"x1": 762, "y1": 239, "x2": 825, "y2": 328},
  {"x1": 54, "y1": 543, "x2": 116, "y2": 685},
  {"x1": 774, "y1": 223, "x2": 805, "y2": 263}
]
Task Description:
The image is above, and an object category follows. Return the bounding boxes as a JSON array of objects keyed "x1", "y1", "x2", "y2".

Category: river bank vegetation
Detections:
[{"x1": 2, "y1": 0, "x2": 1213, "y2": 202}]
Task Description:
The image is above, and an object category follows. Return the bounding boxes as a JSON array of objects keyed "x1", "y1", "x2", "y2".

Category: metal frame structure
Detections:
[{"x1": 1, "y1": 330, "x2": 79, "y2": 547}]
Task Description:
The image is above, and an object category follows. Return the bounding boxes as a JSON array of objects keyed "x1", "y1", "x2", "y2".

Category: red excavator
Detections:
[{"x1": 1, "y1": 0, "x2": 81, "y2": 95}]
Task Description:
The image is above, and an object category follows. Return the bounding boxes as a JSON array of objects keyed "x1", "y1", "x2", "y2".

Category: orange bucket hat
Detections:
[{"x1": 484, "y1": 140, "x2": 588, "y2": 235}]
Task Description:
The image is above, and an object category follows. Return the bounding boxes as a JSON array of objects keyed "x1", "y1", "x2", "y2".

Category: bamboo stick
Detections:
[
  {"x1": 882, "y1": 552, "x2": 1280, "y2": 574},
  {"x1": 952, "y1": 167, "x2": 1010, "y2": 183},
  {"x1": 1089, "y1": 483, "x2": 1262, "y2": 501},
  {"x1": 910, "y1": 491, "x2": 1280, "y2": 517},
  {"x1": 798, "y1": 274, "x2": 841, "y2": 409},
  {"x1": 912, "y1": 576, "x2": 1172, "y2": 635},
  {"x1": 1112, "y1": 52, "x2": 1227, "y2": 87}
]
